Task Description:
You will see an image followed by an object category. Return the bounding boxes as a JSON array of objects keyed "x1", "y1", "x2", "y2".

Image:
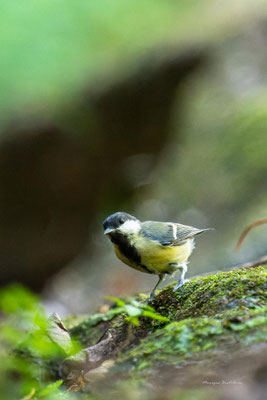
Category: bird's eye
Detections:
[{"x1": 119, "y1": 218, "x2": 124, "y2": 224}]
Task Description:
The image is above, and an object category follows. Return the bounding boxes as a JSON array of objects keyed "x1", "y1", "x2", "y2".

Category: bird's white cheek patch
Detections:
[{"x1": 119, "y1": 220, "x2": 141, "y2": 235}]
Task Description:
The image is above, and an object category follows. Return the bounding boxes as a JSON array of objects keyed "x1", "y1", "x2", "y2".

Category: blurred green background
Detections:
[{"x1": 0, "y1": 0, "x2": 266, "y2": 315}]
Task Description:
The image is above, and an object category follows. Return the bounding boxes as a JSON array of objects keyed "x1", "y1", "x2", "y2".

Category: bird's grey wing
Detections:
[{"x1": 141, "y1": 221, "x2": 208, "y2": 246}]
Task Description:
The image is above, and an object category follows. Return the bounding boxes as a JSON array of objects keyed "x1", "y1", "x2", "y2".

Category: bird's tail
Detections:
[{"x1": 194, "y1": 228, "x2": 214, "y2": 236}]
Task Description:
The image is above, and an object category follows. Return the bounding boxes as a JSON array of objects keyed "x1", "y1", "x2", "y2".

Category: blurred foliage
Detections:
[
  {"x1": 0, "y1": 0, "x2": 264, "y2": 124},
  {"x1": 0, "y1": 285, "x2": 80, "y2": 399},
  {"x1": 0, "y1": 286, "x2": 169, "y2": 399},
  {"x1": 104, "y1": 296, "x2": 169, "y2": 326}
]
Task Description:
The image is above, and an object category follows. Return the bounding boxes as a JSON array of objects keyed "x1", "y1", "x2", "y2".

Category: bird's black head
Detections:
[{"x1": 103, "y1": 212, "x2": 138, "y2": 235}]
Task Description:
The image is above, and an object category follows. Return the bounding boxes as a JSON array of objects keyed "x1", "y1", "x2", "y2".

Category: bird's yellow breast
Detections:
[
  {"x1": 136, "y1": 236, "x2": 193, "y2": 273},
  {"x1": 113, "y1": 235, "x2": 194, "y2": 275}
]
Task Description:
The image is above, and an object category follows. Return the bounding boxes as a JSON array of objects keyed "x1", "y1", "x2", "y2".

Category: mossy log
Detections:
[{"x1": 62, "y1": 266, "x2": 267, "y2": 398}]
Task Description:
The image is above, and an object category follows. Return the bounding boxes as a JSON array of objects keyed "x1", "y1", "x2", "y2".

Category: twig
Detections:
[{"x1": 235, "y1": 218, "x2": 267, "y2": 251}]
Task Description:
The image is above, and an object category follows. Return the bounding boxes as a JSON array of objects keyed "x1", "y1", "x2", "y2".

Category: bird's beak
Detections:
[{"x1": 104, "y1": 227, "x2": 115, "y2": 235}]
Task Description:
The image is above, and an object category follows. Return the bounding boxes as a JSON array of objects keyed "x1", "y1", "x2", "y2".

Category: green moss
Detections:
[
  {"x1": 117, "y1": 305, "x2": 267, "y2": 369},
  {"x1": 152, "y1": 266, "x2": 267, "y2": 321},
  {"x1": 115, "y1": 267, "x2": 267, "y2": 370},
  {"x1": 67, "y1": 266, "x2": 267, "y2": 375}
]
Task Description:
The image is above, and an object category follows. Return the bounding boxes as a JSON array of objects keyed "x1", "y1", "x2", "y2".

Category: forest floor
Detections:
[{"x1": 60, "y1": 265, "x2": 267, "y2": 400}]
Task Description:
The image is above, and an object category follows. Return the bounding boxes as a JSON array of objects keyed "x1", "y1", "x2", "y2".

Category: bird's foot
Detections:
[{"x1": 173, "y1": 279, "x2": 190, "y2": 292}]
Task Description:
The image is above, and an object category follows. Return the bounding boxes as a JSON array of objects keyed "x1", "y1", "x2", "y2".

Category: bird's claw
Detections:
[{"x1": 173, "y1": 279, "x2": 190, "y2": 292}]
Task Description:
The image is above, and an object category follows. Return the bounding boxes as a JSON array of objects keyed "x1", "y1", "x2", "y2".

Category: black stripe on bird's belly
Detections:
[{"x1": 109, "y1": 232, "x2": 153, "y2": 274}]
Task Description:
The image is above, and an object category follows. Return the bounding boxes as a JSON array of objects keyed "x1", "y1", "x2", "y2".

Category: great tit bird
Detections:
[{"x1": 103, "y1": 212, "x2": 211, "y2": 302}]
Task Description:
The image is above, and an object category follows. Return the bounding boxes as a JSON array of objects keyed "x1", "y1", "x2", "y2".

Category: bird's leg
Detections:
[
  {"x1": 147, "y1": 274, "x2": 165, "y2": 303},
  {"x1": 173, "y1": 263, "x2": 189, "y2": 291}
]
